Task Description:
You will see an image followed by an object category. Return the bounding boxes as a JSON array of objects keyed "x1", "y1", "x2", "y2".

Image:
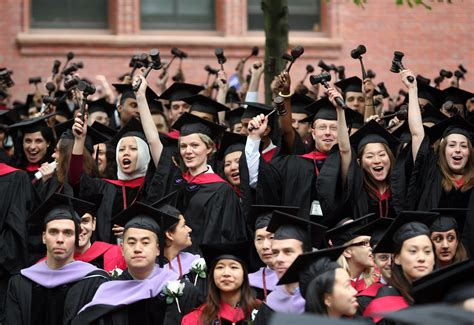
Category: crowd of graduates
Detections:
[{"x1": 0, "y1": 45, "x2": 473, "y2": 324}]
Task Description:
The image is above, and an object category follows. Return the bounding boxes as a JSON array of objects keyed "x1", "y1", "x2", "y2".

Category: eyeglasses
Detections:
[{"x1": 349, "y1": 240, "x2": 371, "y2": 248}]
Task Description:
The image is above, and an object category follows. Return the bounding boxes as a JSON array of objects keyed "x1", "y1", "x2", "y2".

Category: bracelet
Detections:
[{"x1": 278, "y1": 91, "x2": 292, "y2": 98}]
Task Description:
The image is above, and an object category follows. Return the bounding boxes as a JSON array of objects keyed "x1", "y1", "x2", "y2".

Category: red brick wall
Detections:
[{"x1": 1, "y1": 0, "x2": 473, "y2": 103}]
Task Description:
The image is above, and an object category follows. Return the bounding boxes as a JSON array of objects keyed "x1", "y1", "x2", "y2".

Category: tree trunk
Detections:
[{"x1": 262, "y1": 0, "x2": 289, "y2": 104}]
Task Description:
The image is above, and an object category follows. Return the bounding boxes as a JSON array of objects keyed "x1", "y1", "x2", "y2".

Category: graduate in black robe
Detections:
[
  {"x1": 73, "y1": 202, "x2": 203, "y2": 325},
  {"x1": 133, "y1": 75, "x2": 248, "y2": 253},
  {"x1": 5, "y1": 193, "x2": 109, "y2": 325},
  {"x1": 0, "y1": 163, "x2": 33, "y2": 322},
  {"x1": 245, "y1": 97, "x2": 345, "y2": 225}
]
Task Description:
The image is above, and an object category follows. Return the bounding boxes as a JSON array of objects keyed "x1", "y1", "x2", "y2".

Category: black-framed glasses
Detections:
[{"x1": 349, "y1": 240, "x2": 371, "y2": 248}]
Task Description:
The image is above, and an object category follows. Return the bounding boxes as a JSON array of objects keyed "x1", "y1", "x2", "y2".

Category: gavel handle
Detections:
[
  {"x1": 321, "y1": 81, "x2": 348, "y2": 109},
  {"x1": 359, "y1": 58, "x2": 367, "y2": 80},
  {"x1": 248, "y1": 109, "x2": 277, "y2": 132},
  {"x1": 133, "y1": 67, "x2": 153, "y2": 91}
]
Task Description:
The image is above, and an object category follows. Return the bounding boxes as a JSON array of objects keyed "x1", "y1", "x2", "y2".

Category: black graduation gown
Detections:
[
  {"x1": 72, "y1": 269, "x2": 203, "y2": 325},
  {"x1": 5, "y1": 269, "x2": 109, "y2": 325},
  {"x1": 0, "y1": 166, "x2": 33, "y2": 322},
  {"x1": 363, "y1": 286, "x2": 409, "y2": 325},
  {"x1": 247, "y1": 151, "x2": 329, "y2": 223},
  {"x1": 252, "y1": 302, "x2": 274, "y2": 325},
  {"x1": 404, "y1": 136, "x2": 474, "y2": 255},
  {"x1": 146, "y1": 155, "x2": 248, "y2": 254}
]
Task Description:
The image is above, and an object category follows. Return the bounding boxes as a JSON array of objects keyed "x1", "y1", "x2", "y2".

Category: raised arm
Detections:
[
  {"x1": 327, "y1": 87, "x2": 351, "y2": 187},
  {"x1": 401, "y1": 69, "x2": 423, "y2": 162},
  {"x1": 133, "y1": 75, "x2": 163, "y2": 167},
  {"x1": 70, "y1": 111, "x2": 88, "y2": 188},
  {"x1": 245, "y1": 113, "x2": 268, "y2": 189}
]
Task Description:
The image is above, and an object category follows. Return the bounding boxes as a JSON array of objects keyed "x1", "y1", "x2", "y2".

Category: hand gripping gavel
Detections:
[
  {"x1": 300, "y1": 64, "x2": 314, "y2": 83},
  {"x1": 242, "y1": 46, "x2": 259, "y2": 64},
  {"x1": 390, "y1": 51, "x2": 414, "y2": 83},
  {"x1": 247, "y1": 96, "x2": 286, "y2": 132},
  {"x1": 309, "y1": 72, "x2": 347, "y2": 109},
  {"x1": 133, "y1": 49, "x2": 162, "y2": 91},
  {"x1": 350, "y1": 44, "x2": 368, "y2": 80},
  {"x1": 215, "y1": 48, "x2": 227, "y2": 71},
  {"x1": 160, "y1": 47, "x2": 188, "y2": 78}
]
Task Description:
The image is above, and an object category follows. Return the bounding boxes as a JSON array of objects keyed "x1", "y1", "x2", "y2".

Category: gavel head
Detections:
[
  {"x1": 62, "y1": 64, "x2": 78, "y2": 76},
  {"x1": 350, "y1": 44, "x2": 367, "y2": 59},
  {"x1": 440, "y1": 69, "x2": 453, "y2": 78},
  {"x1": 52, "y1": 60, "x2": 61, "y2": 74},
  {"x1": 329, "y1": 64, "x2": 338, "y2": 71},
  {"x1": 390, "y1": 51, "x2": 405, "y2": 73},
  {"x1": 171, "y1": 47, "x2": 187, "y2": 59},
  {"x1": 66, "y1": 52, "x2": 75, "y2": 61},
  {"x1": 306, "y1": 64, "x2": 314, "y2": 73},
  {"x1": 77, "y1": 80, "x2": 96, "y2": 96},
  {"x1": 309, "y1": 72, "x2": 331, "y2": 85},
  {"x1": 396, "y1": 105, "x2": 408, "y2": 120},
  {"x1": 205, "y1": 65, "x2": 218, "y2": 75},
  {"x1": 75, "y1": 61, "x2": 84, "y2": 69},
  {"x1": 63, "y1": 76, "x2": 80, "y2": 90},
  {"x1": 434, "y1": 76, "x2": 444, "y2": 85},
  {"x1": 337, "y1": 65, "x2": 346, "y2": 80},
  {"x1": 45, "y1": 82, "x2": 56, "y2": 93},
  {"x1": 317, "y1": 60, "x2": 331, "y2": 72},
  {"x1": 149, "y1": 49, "x2": 162, "y2": 69},
  {"x1": 137, "y1": 53, "x2": 150, "y2": 68},
  {"x1": 251, "y1": 46, "x2": 259, "y2": 57},
  {"x1": 377, "y1": 82, "x2": 389, "y2": 98},
  {"x1": 129, "y1": 55, "x2": 139, "y2": 68},
  {"x1": 42, "y1": 96, "x2": 59, "y2": 105},
  {"x1": 442, "y1": 100, "x2": 458, "y2": 114},
  {"x1": 366, "y1": 69, "x2": 376, "y2": 79},
  {"x1": 454, "y1": 70, "x2": 464, "y2": 79},
  {"x1": 29, "y1": 76, "x2": 42, "y2": 85},
  {"x1": 458, "y1": 64, "x2": 467, "y2": 74},
  {"x1": 281, "y1": 53, "x2": 293, "y2": 62},
  {"x1": 290, "y1": 45, "x2": 304, "y2": 59},
  {"x1": 215, "y1": 48, "x2": 227, "y2": 65}
]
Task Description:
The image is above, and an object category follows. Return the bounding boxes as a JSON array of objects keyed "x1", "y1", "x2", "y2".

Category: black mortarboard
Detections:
[
  {"x1": 87, "y1": 97, "x2": 116, "y2": 116},
  {"x1": 200, "y1": 241, "x2": 258, "y2": 272},
  {"x1": 0, "y1": 109, "x2": 18, "y2": 125},
  {"x1": 326, "y1": 214, "x2": 376, "y2": 246},
  {"x1": 269, "y1": 313, "x2": 367, "y2": 325},
  {"x1": 429, "y1": 208, "x2": 468, "y2": 234},
  {"x1": 225, "y1": 86, "x2": 241, "y2": 104},
  {"x1": 112, "y1": 201, "x2": 179, "y2": 236},
  {"x1": 413, "y1": 260, "x2": 474, "y2": 304},
  {"x1": 110, "y1": 117, "x2": 146, "y2": 146},
  {"x1": 185, "y1": 94, "x2": 229, "y2": 115},
  {"x1": 90, "y1": 121, "x2": 117, "y2": 141},
  {"x1": 442, "y1": 86, "x2": 473, "y2": 105},
  {"x1": 291, "y1": 93, "x2": 314, "y2": 114},
  {"x1": 172, "y1": 112, "x2": 225, "y2": 139},
  {"x1": 301, "y1": 97, "x2": 337, "y2": 123},
  {"x1": 267, "y1": 210, "x2": 327, "y2": 250},
  {"x1": 350, "y1": 119, "x2": 401, "y2": 152},
  {"x1": 277, "y1": 245, "x2": 347, "y2": 285},
  {"x1": 241, "y1": 102, "x2": 273, "y2": 122},
  {"x1": 422, "y1": 103, "x2": 446, "y2": 125},
  {"x1": 158, "y1": 82, "x2": 204, "y2": 101},
  {"x1": 55, "y1": 119, "x2": 109, "y2": 149},
  {"x1": 216, "y1": 131, "x2": 246, "y2": 161},
  {"x1": 426, "y1": 114, "x2": 474, "y2": 144},
  {"x1": 248, "y1": 205, "x2": 300, "y2": 233},
  {"x1": 335, "y1": 76, "x2": 363, "y2": 94},
  {"x1": 354, "y1": 217, "x2": 395, "y2": 249},
  {"x1": 113, "y1": 83, "x2": 161, "y2": 112},
  {"x1": 346, "y1": 109, "x2": 364, "y2": 130},
  {"x1": 225, "y1": 107, "x2": 244, "y2": 128},
  {"x1": 379, "y1": 303, "x2": 474, "y2": 324},
  {"x1": 29, "y1": 193, "x2": 91, "y2": 226},
  {"x1": 373, "y1": 211, "x2": 440, "y2": 254},
  {"x1": 417, "y1": 82, "x2": 444, "y2": 108},
  {"x1": 7, "y1": 113, "x2": 56, "y2": 134}
]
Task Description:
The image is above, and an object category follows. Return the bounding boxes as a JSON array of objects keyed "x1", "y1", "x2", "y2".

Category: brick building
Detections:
[{"x1": 1, "y1": 0, "x2": 473, "y2": 102}]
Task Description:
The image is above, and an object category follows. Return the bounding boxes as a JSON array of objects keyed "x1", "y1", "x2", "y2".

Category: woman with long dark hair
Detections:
[
  {"x1": 364, "y1": 211, "x2": 437, "y2": 323},
  {"x1": 181, "y1": 241, "x2": 260, "y2": 324}
]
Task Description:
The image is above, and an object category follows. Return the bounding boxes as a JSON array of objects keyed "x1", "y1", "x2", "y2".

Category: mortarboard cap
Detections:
[
  {"x1": 7, "y1": 113, "x2": 56, "y2": 134},
  {"x1": 350, "y1": 119, "x2": 401, "y2": 152},
  {"x1": 373, "y1": 211, "x2": 439, "y2": 254},
  {"x1": 113, "y1": 83, "x2": 161, "y2": 112},
  {"x1": 379, "y1": 303, "x2": 474, "y2": 324},
  {"x1": 172, "y1": 112, "x2": 225, "y2": 140},
  {"x1": 354, "y1": 217, "x2": 395, "y2": 249},
  {"x1": 110, "y1": 117, "x2": 146, "y2": 146},
  {"x1": 87, "y1": 97, "x2": 116, "y2": 116},
  {"x1": 422, "y1": 103, "x2": 447, "y2": 125},
  {"x1": 417, "y1": 82, "x2": 444, "y2": 108},
  {"x1": 277, "y1": 245, "x2": 347, "y2": 285},
  {"x1": 225, "y1": 107, "x2": 244, "y2": 129},
  {"x1": 185, "y1": 94, "x2": 229, "y2": 115},
  {"x1": 429, "y1": 208, "x2": 468, "y2": 234},
  {"x1": 426, "y1": 114, "x2": 474, "y2": 144},
  {"x1": 291, "y1": 93, "x2": 314, "y2": 114},
  {"x1": 442, "y1": 86, "x2": 473, "y2": 106},
  {"x1": 301, "y1": 97, "x2": 337, "y2": 123},
  {"x1": 90, "y1": 121, "x2": 117, "y2": 141},
  {"x1": 413, "y1": 260, "x2": 474, "y2": 304},
  {"x1": 200, "y1": 241, "x2": 258, "y2": 272},
  {"x1": 158, "y1": 82, "x2": 204, "y2": 102},
  {"x1": 216, "y1": 131, "x2": 246, "y2": 161},
  {"x1": 335, "y1": 76, "x2": 363, "y2": 94},
  {"x1": 248, "y1": 205, "x2": 300, "y2": 233},
  {"x1": 225, "y1": 86, "x2": 241, "y2": 105},
  {"x1": 326, "y1": 214, "x2": 376, "y2": 246},
  {"x1": 241, "y1": 102, "x2": 273, "y2": 120},
  {"x1": 267, "y1": 210, "x2": 327, "y2": 250}
]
